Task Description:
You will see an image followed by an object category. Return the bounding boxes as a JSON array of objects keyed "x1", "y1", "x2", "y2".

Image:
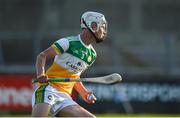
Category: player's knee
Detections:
[{"x1": 32, "y1": 103, "x2": 51, "y2": 117}]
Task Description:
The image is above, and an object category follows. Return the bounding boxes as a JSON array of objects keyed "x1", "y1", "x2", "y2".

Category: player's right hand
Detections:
[
  {"x1": 36, "y1": 74, "x2": 48, "y2": 83},
  {"x1": 84, "y1": 92, "x2": 97, "y2": 104}
]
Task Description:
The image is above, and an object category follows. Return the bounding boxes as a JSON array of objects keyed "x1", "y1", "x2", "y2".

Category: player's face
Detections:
[{"x1": 95, "y1": 23, "x2": 107, "y2": 40}]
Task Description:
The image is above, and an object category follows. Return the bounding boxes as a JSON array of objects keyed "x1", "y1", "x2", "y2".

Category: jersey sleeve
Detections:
[{"x1": 51, "y1": 38, "x2": 69, "y2": 54}]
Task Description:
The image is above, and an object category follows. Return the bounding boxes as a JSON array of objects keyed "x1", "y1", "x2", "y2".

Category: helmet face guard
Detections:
[{"x1": 80, "y1": 11, "x2": 107, "y2": 43}]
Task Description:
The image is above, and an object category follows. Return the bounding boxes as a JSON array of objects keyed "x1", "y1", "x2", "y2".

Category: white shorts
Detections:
[{"x1": 32, "y1": 84, "x2": 77, "y2": 116}]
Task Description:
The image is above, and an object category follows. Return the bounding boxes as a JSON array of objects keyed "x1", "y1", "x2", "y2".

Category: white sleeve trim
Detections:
[{"x1": 56, "y1": 38, "x2": 69, "y2": 52}]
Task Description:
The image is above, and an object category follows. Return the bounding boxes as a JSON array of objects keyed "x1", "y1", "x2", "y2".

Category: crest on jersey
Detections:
[{"x1": 88, "y1": 56, "x2": 92, "y2": 62}]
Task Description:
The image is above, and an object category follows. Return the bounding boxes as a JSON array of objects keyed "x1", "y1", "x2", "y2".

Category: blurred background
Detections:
[{"x1": 0, "y1": 0, "x2": 180, "y2": 116}]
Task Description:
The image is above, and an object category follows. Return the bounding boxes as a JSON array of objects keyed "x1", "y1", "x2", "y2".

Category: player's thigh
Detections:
[
  {"x1": 56, "y1": 104, "x2": 96, "y2": 117},
  {"x1": 32, "y1": 103, "x2": 51, "y2": 117}
]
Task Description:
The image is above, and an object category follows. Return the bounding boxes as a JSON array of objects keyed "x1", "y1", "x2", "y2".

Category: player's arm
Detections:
[
  {"x1": 74, "y1": 82, "x2": 96, "y2": 104},
  {"x1": 35, "y1": 38, "x2": 69, "y2": 83},
  {"x1": 35, "y1": 46, "x2": 58, "y2": 83}
]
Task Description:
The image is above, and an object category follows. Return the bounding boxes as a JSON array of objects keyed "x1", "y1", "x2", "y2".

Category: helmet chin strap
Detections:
[{"x1": 82, "y1": 19, "x2": 103, "y2": 43}]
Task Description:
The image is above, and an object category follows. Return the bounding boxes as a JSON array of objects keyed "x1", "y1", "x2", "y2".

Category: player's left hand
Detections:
[{"x1": 83, "y1": 92, "x2": 97, "y2": 104}]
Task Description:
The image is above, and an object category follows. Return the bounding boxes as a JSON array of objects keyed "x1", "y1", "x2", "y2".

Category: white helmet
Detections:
[{"x1": 80, "y1": 11, "x2": 107, "y2": 33}]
